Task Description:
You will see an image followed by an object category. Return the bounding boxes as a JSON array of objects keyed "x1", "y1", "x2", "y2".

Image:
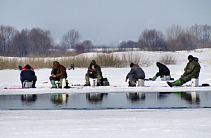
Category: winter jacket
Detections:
[
  {"x1": 183, "y1": 57, "x2": 200, "y2": 78},
  {"x1": 126, "y1": 64, "x2": 145, "y2": 79},
  {"x1": 156, "y1": 62, "x2": 170, "y2": 75},
  {"x1": 180, "y1": 57, "x2": 201, "y2": 84},
  {"x1": 20, "y1": 65, "x2": 35, "y2": 82},
  {"x1": 87, "y1": 60, "x2": 102, "y2": 76},
  {"x1": 51, "y1": 63, "x2": 67, "y2": 78}
]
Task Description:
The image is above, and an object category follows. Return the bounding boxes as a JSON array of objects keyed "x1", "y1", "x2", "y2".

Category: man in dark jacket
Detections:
[
  {"x1": 84, "y1": 60, "x2": 102, "y2": 86},
  {"x1": 20, "y1": 64, "x2": 37, "y2": 88},
  {"x1": 49, "y1": 61, "x2": 67, "y2": 88},
  {"x1": 151, "y1": 62, "x2": 170, "y2": 80},
  {"x1": 125, "y1": 63, "x2": 145, "y2": 87},
  {"x1": 167, "y1": 55, "x2": 201, "y2": 87}
]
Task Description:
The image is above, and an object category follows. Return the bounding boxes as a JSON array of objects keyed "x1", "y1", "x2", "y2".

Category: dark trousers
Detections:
[
  {"x1": 49, "y1": 75, "x2": 66, "y2": 81},
  {"x1": 21, "y1": 75, "x2": 37, "y2": 88},
  {"x1": 156, "y1": 72, "x2": 170, "y2": 77}
]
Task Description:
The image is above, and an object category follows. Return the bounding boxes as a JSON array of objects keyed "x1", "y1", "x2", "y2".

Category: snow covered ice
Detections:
[{"x1": 0, "y1": 49, "x2": 211, "y2": 137}]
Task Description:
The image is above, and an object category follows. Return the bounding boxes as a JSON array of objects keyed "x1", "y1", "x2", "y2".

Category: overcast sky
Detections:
[{"x1": 0, "y1": 0, "x2": 211, "y2": 45}]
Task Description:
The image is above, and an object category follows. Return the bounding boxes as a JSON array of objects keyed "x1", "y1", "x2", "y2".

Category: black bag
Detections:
[{"x1": 101, "y1": 77, "x2": 110, "y2": 86}]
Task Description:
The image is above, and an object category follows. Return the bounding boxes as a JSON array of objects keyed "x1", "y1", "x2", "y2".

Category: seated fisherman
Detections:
[
  {"x1": 150, "y1": 62, "x2": 170, "y2": 80},
  {"x1": 49, "y1": 61, "x2": 67, "y2": 88},
  {"x1": 167, "y1": 55, "x2": 201, "y2": 87},
  {"x1": 125, "y1": 63, "x2": 145, "y2": 87},
  {"x1": 20, "y1": 64, "x2": 37, "y2": 88},
  {"x1": 84, "y1": 60, "x2": 102, "y2": 86}
]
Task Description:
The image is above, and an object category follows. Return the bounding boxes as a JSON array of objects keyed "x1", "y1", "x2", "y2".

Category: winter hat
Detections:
[
  {"x1": 130, "y1": 63, "x2": 134, "y2": 67},
  {"x1": 25, "y1": 64, "x2": 31, "y2": 69},
  {"x1": 90, "y1": 60, "x2": 96, "y2": 65},
  {"x1": 188, "y1": 55, "x2": 194, "y2": 60},
  {"x1": 53, "y1": 61, "x2": 59, "y2": 69},
  {"x1": 53, "y1": 61, "x2": 59, "y2": 66}
]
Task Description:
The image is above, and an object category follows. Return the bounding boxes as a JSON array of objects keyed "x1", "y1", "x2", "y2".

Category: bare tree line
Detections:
[{"x1": 0, "y1": 24, "x2": 211, "y2": 57}]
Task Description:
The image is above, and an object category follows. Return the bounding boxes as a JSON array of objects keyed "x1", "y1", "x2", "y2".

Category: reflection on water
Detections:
[
  {"x1": 158, "y1": 92, "x2": 171, "y2": 99},
  {"x1": 0, "y1": 91, "x2": 211, "y2": 110},
  {"x1": 181, "y1": 92, "x2": 200, "y2": 104},
  {"x1": 86, "y1": 93, "x2": 108, "y2": 104},
  {"x1": 126, "y1": 93, "x2": 145, "y2": 103},
  {"x1": 51, "y1": 94, "x2": 69, "y2": 105},
  {"x1": 21, "y1": 94, "x2": 37, "y2": 106}
]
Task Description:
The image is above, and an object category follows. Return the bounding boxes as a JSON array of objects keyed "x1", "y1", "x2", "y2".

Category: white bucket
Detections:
[
  {"x1": 191, "y1": 78, "x2": 199, "y2": 87},
  {"x1": 137, "y1": 79, "x2": 144, "y2": 87},
  {"x1": 23, "y1": 81, "x2": 33, "y2": 88},
  {"x1": 161, "y1": 75, "x2": 171, "y2": 81},
  {"x1": 62, "y1": 78, "x2": 66, "y2": 88},
  {"x1": 90, "y1": 78, "x2": 97, "y2": 86}
]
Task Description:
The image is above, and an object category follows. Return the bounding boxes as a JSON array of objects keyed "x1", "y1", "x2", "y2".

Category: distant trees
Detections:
[
  {"x1": 118, "y1": 40, "x2": 138, "y2": 51},
  {"x1": 189, "y1": 24, "x2": 211, "y2": 48},
  {"x1": 0, "y1": 33, "x2": 6, "y2": 55},
  {"x1": 61, "y1": 29, "x2": 81, "y2": 49},
  {"x1": 0, "y1": 24, "x2": 211, "y2": 57},
  {"x1": 28, "y1": 28, "x2": 52, "y2": 56},
  {"x1": 166, "y1": 24, "x2": 211, "y2": 51},
  {"x1": 0, "y1": 25, "x2": 53, "y2": 56},
  {"x1": 0, "y1": 25, "x2": 17, "y2": 55},
  {"x1": 75, "y1": 43, "x2": 85, "y2": 54},
  {"x1": 138, "y1": 29, "x2": 166, "y2": 51},
  {"x1": 81, "y1": 40, "x2": 94, "y2": 52},
  {"x1": 12, "y1": 29, "x2": 29, "y2": 57}
]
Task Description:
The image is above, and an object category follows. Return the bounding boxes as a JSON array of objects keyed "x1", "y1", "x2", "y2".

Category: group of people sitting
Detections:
[{"x1": 20, "y1": 55, "x2": 201, "y2": 88}]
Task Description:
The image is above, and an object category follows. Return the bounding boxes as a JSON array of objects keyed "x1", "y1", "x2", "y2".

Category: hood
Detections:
[
  {"x1": 90, "y1": 60, "x2": 97, "y2": 68},
  {"x1": 156, "y1": 62, "x2": 162, "y2": 67}
]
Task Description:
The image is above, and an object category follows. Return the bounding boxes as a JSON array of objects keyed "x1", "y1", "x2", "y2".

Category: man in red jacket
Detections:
[{"x1": 20, "y1": 64, "x2": 37, "y2": 88}]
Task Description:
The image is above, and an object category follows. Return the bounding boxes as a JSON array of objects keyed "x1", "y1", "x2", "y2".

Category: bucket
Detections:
[{"x1": 137, "y1": 79, "x2": 144, "y2": 87}]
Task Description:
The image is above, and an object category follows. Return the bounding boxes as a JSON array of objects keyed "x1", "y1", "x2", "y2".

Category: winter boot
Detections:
[
  {"x1": 32, "y1": 75, "x2": 37, "y2": 88},
  {"x1": 51, "y1": 80, "x2": 57, "y2": 88},
  {"x1": 58, "y1": 79, "x2": 63, "y2": 88},
  {"x1": 151, "y1": 75, "x2": 157, "y2": 81},
  {"x1": 167, "y1": 80, "x2": 181, "y2": 87},
  {"x1": 84, "y1": 83, "x2": 91, "y2": 86},
  {"x1": 129, "y1": 81, "x2": 136, "y2": 87}
]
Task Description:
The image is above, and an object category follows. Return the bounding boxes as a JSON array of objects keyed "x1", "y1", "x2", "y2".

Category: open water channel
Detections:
[{"x1": 0, "y1": 92, "x2": 211, "y2": 110}]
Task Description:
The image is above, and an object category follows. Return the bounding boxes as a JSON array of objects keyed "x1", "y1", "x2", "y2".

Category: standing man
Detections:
[
  {"x1": 84, "y1": 60, "x2": 102, "y2": 86},
  {"x1": 167, "y1": 55, "x2": 201, "y2": 87},
  {"x1": 125, "y1": 63, "x2": 145, "y2": 87},
  {"x1": 49, "y1": 61, "x2": 67, "y2": 88},
  {"x1": 20, "y1": 64, "x2": 37, "y2": 88},
  {"x1": 150, "y1": 62, "x2": 170, "y2": 80}
]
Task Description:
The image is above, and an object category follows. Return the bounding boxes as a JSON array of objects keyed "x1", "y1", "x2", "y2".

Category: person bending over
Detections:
[
  {"x1": 150, "y1": 62, "x2": 170, "y2": 80},
  {"x1": 20, "y1": 64, "x2": 37, "y2": 88},
  {"x1": 125, "y1": 63, "x2": 145, "y2": 87}
]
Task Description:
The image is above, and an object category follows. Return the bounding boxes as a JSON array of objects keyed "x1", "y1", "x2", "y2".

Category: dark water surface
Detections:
[{"x1": 0, "y1": 92, "x2": 211, "y2": 110}]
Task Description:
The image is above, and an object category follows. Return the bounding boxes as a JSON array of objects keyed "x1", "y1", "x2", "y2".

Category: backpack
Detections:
[{"x1": 101, "y1": 77, "x2": 110, "y2": 86}]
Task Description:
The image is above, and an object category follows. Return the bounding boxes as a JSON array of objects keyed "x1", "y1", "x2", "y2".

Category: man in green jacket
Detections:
[
  {"x1": 167, "y1": 55, "x2": 201, "y2": 87},
  {"x1": 84, "y1": 60, "x2": 102, "y2": 86}
]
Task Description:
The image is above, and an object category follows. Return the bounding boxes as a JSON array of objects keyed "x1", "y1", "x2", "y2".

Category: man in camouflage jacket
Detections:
[
  {"x1": 167, "y1": 55, "x2": 201, "y2": 87},
  {"x1": 49, "y1": 61, "x2": 67, "y2": 88}
]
